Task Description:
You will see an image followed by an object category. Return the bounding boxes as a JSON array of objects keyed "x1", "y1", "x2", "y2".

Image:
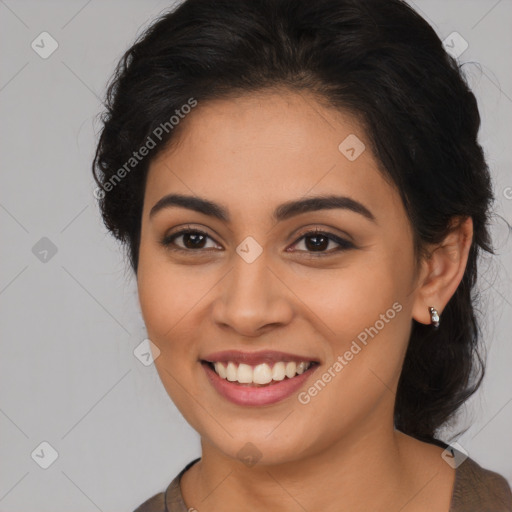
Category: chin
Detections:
[{"x1": 201, "y1": 426, "x2": 313, "y2": 468}]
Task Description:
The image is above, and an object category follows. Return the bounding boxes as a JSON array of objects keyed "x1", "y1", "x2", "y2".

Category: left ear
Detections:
[{"x1": 411, "y1": 216, "x2": 473, "y2": 326}]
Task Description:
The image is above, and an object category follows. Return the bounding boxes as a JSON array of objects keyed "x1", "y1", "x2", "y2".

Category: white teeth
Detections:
[
  {"x1": 285, "y1": 362, "x2": 296, "y2": 379},
  {"x1": 253, "y1": 363, "x2": 273, "y2": 384},
  {"x1": 214, "y1": 362, "x2": 227, "y2": 379},
  {"x1": 226, "y1": 362, "x2": 238, "y2": 381},
  {"x1": 237, "y1": 363, "x2": 253, "y2": 384},
  {"x1": 272, "y1": 362, "x2": 286, "y2": 381},
  {"x1": 296, "y1": 362, "x2": 307, "y2": 374},
  {"x1": 210, "y1": 360, "x2": 313, "y2": 384}
]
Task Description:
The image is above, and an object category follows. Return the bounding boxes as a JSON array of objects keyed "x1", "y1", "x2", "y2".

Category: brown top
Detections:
[{"x1": 134, "y1": 456, "x2": 512, "y2": 512}]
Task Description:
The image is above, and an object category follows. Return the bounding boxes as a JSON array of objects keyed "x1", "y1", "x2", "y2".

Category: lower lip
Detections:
[{"x1": 202, "y1": 362, "x2": 318, "y2": 406}]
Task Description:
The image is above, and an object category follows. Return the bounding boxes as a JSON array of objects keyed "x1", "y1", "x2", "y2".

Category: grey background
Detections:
[{"x1": 0, "y1": 1, "x2": 511, "y2": 510}]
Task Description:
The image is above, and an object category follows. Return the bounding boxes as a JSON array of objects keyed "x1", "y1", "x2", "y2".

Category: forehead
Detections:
[{"x1": 144, "y1": 90, "x2": 403, "y2": 225}]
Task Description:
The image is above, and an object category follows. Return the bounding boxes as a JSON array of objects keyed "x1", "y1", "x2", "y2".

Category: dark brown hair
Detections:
[{"x1": 92, "y1": 0, "x2": 498, "y2": 444}]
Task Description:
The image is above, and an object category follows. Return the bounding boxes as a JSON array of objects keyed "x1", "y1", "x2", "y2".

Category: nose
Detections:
[{"x1": 211, "y1": 252, "x2": 294, "y2": 337}]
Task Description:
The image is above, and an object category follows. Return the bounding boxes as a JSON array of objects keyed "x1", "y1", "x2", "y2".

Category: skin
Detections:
[{"x1": 136, "y1": 88, "x2": 473, "y2": 512}]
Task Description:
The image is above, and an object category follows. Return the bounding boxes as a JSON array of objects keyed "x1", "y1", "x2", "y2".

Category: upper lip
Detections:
[{"x1": 201, "y1": 350, "x2": 320, "y2": 366}]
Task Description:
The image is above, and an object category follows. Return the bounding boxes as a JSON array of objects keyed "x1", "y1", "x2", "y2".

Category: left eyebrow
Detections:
[{"x1": 149, "y1": 193, "x2": 376, "y2": 224}]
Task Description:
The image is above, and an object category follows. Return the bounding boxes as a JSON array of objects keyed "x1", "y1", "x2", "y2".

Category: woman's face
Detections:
[{"x1": 137, "y1": 90, "x2": 424, "y2": 465}]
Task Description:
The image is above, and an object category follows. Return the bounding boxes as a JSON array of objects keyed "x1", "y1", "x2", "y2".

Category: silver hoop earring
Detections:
[{"x1": 429, "y1": 306, "x2": 440, "y2": 328}]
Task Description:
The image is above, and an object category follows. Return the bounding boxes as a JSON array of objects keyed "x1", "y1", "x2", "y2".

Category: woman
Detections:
[{"x1": 92, "y1": 0, "x2": 512, "y2": 510}]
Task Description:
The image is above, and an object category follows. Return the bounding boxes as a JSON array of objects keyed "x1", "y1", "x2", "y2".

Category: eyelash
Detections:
[{"x1": 159, "y1": 226, "x2": 355, "y2": 256}]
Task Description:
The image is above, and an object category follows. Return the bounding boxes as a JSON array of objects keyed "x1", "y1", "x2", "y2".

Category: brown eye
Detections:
[
  {"x1": 289, "y1": 229, "x2": 354, "y2": 255},
  {"x1": 160, "y1": 226, "x2": 354, "y2": 256},
  {"x1": 160, "y1": 228, "x2": 220, "y2": 252}
]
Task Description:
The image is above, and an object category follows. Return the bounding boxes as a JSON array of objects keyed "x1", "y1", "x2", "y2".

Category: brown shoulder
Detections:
[
  {"x1": 133, "y1": 491, "x2": 166, "y2": 512},
  {"x1": 451, "y1": 456, "x2": 512, "y2": 511}
]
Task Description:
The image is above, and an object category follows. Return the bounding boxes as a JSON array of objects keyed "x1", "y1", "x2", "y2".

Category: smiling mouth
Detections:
[{"x1": 201, "y1": 360, "x2": 319, "y2": 387}]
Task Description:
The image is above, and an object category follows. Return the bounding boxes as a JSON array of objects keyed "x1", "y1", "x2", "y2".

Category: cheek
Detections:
[
  {"x1": 137, "y1": 247, "x2": 204, "y2": 343},
  {"x1": 136, "y1": 250, "x2": 207, "y2": 422},
  {"x1": 137, "y1": 264, "x2": 175, "y2": 341},
  {"x1": 292, "y1": 255, "x2": 409, "y2": 344},
  {"x1": 292, "y1": 250, "x2": 413, "y2": 409},
  {"x1": 296, "y1": 299, "x2": 410, "y2": 440}
]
